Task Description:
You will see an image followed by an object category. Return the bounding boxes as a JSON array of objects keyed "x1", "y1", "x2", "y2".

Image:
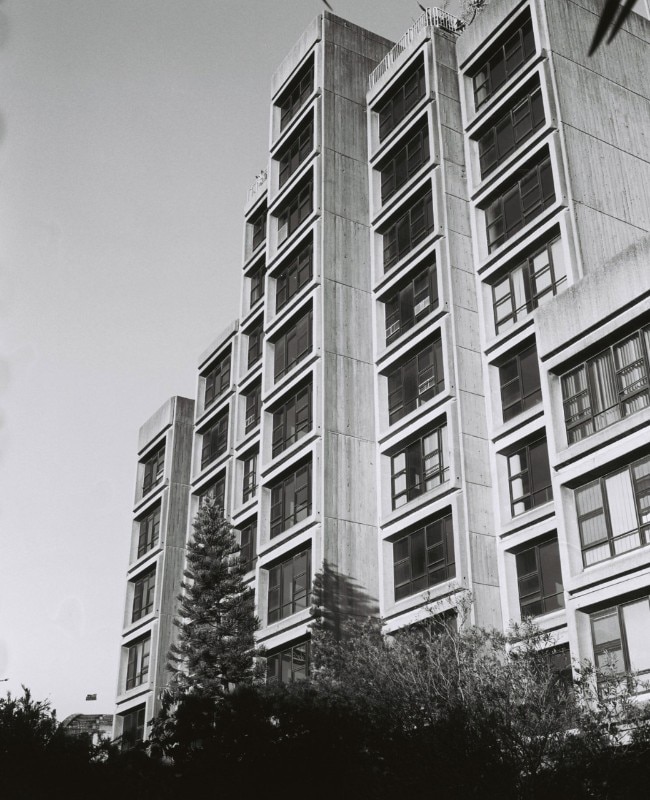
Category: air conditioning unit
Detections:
[
  {"x1": 419, "y1": 377, "x2": 435, "y2": 394},
  {"x1": 245, "y1": 414, "x2": 257, "y2": 428},
  {"x1": 386, "y1": 321, "x2": 401, "y2": 338},
  {"x1": 414, "y1": 298, "x2": 430, "y2": 316}
]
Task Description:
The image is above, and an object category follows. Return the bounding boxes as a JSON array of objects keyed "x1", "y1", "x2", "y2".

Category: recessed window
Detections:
[
  {"x1": 249, "y1": 263, "x2": 265, "y2": 308},
  {"x1": 276, "y1": 238, "x2": 313, "y2": 312},
  {"x1": 383, "y1": 188, "x2": 434, "y2": 271},
  {"x1": 267, "y1": 549, "x2": 311, "y2": 623},
  {"x1": 279, "y1": 57, "x2": 314, "y2": 132},
  {"x1": 250, "y1": 207, "x2": 267, "y2": 253},
  {"x1": 278, "y1": 117, "x2": 313, "y2": 188},
  {"x1": 384, "y1": 259, "x2": 438, "y2": 344},
  {"x1": 201, "y1": 413, "x2": 228, "y2": 469},
  {"x1": 485, "y1": 151, "x2": 554, "y2": 253},
  {"x1": 472, "y1": 12, "x2": 535, "y2": 109},
  {"x1": 247, "y1": 322, "x2": 263, "y2": 369},
  {"x1": 125, "y1": 636, "x2": 150, "y2": 690},
  {"x1": 478, "y1": 82, "x2": 544, "y2": 177},
  {"x1": 199, "y1": 474, "x2": 226, "y2": 510},
  {"x1": 272, "y1": 382, "x2": 312, "y2": 457},
  {"x1": 492, "y1": 235, "x2": 566, "y2": 333},
  {"x1": 277, "y1": 181, "x2": 312, "y2": 245},
  {"x1": 380, "y1": 122, "x2": 430, "y2": 204},
  {"x1": 239, "y1": 519, "x2": 257, "y2": 573},
  {"x1": 575, "y1": 454, "x2": 650, "y2": 567},
  {"x1": 142, "y1": 444, "x2": 165, "y2": 495},
  {"x1": 591, "y1": 598, "x2": 650, "y2": 683},
  {"x1": 393, "y1": 512, "x2": 455, "y2": 601},
  {"x1": 562, "y1": 325, "x2": 650, "y2": 444},
  {"x1": 499, "y1": 342, "x2": 541, "y2": 421},
  {"x1": 507, "y1": 437, "x2": 553, "y2": 517},
  {"x1": 242, "y1": 453, "x2": 258, "y2": 504},
  {"x1": 377, "y1": 57, "x2": 426, "y2": 141},
  {"x1": 391, "y1": 422, "x2": 448, "y2": 509},
  {"x1": 516, "y1": 538, "x2": 564, "y2": 617},
  {"x1": 132, "y1": 567, "x2": 156, "y2": 623},
  {"x1": 244, "y1": 383, "x2": 262, "y2": 433},
  {"x1": 387, "y1": 335, "x2": 444, "y2": 424},
  {"x1": 270, "y1": 461, "x2": 312, "y2": 538},
  {"x1": 267, "y1": 641, "x2": 310, "y2": 683},
  {"x1": 137, "y1": 505, "x2": 160, "y2": 559},
  {"x1": 121, "y1": 706, "x2": 145, "y2": 750},
  {"x1": 274, "y1": 309, "x2": 312, "y2": 381},
  {"x1": 204, "y1": 352, "x2": 231, "y2": 409}
]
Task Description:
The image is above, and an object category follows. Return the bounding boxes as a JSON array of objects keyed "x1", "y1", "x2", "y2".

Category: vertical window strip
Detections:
[
  {"x1": 387, "y1": 336, "x2": 444, "y2": 424},
  {"x1": 270, "y1": 462, "x2": 312, "y2": 538},
  {"x1": 385, "y1": 260, "x2": 438, "y2": 344},
  {"x1": 275, "y1": 239, "x2": 313, "y2": 312},
  {"x1": 391, "y1": 423, "x2": 448, "y2": 508},
  {"x1": 377, "y1": 59, "x2": 426, "y2": 141},
  {"x1": 507, "y1": 437, "x2": 553, "y2": 517},
  {"x1": 274, "y1": 310, "x2": 313, "y2": 381},
  {"x1": 393, "y1": 513, "x2": 455, "y2": 601},
  {"x1": 137, "y1": 505, "x2": 161, "y2": 559},
  {"x1": 383, "y1": 189, "x2": 434, "y2": 270},
  {"x1": 272, "y1": 382, "x2": 312, "y2": 456},
  {"x1": 279, "y1": 60, "x2": 314, "y2": 131},
  {"x1": 267, "y1": 550, "x2": 311, "y2": 623}
]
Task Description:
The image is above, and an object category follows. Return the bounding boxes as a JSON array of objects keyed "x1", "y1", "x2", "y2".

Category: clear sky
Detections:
[{"x1": 0, "y1": 0, "x2": 462, "y2": 719}]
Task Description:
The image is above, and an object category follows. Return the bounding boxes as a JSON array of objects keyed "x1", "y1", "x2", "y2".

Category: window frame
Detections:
[
  {"x1": 387, "y1": 335, "x2": 444, "y2": 424},
  {"x1": 384, "y1": 259, "x2": 438, "y2": 345},
  {"x1": 278, "y1": 116, "x2": 314, "y2": 188},
  {"x1": 125, "y1": 636, "x2": 151, "y2": 691},
  {"x1": 393, "y1": 512, "x2": 455, "y2": 601},
  {"x1": 251, "y1": 207, "x2": 267, "y2": 253},
  {"x1": 273, "y1": 309, "x2": 313, "y2": 381},
  {"x1": 380, "y1": 122, "x2": 430, "y2": 204},
  {"x1": 275, "y1": 238, "x2": 313, "y2": 312},
  {"x1": 137, "y1": 504, "x2": 161, "y2": 559},
  {"x1": 390, "y1": 422, "x2": 448, "y2": 509},
  {"x1": 244, "y1": 383, "x2": 262, "y2": 433},
  {"x1": 499, "y1": 342, "x2": 542, "y2": 422},
  {"x1": 131, "y1": 567, "x2": 156, "y2": 623},
  {"x1": 382, "y1": 188, "x2": 435, "y2": 271},
  {"x1": 239, "y1": 519, "x2": 257, "y2": 573},
  {"x1": 270, "y1": 461, "x2": 312, "y2": 538},
  {"x1": 267, "y1": 549, "x2": 311, "y2": 624},
  {"x1": 121, "y1": 706, "x2": 146, "y2": 750},
  {"x1": 590, "y1": 597, "x2": 650, "y2": 685},
  {"x1": 199, "y1": 474, "x2": 226, "y2": 511},
  {"x1": 267, "y1": 640, "x2": 311, "y2": 683},
  {"x1": 377, "y1": 57, "x2": 426, "y2": 142},
  {"x1": 142, "y1": 444, "x2": 165, "y2": 495},
  {"x1": 249, "y1": 263, "x2": 265, "y2": 308},
  {"x1": 277, "y1": 181, "x2": 313, "y2": 245},
  {"x1": 507, "y1": 436, "x2": 553, "y2": 517},
  {"x1": 247, "y1": 322, "x2": 263, "y2": 369},
  {"x1": 278, "y1": 57, "x2": 314, "y2": 132},
  {"x1": 200, "y1": 412, "x2": 229, "y2": 470},
  {"x1": 515, "y1": 537, "x2": 565, "y2": 618},
  {"x1": 204, "y1": 352, "x2": 231, "y2": 410},
  {"x1": 272, "y1": 382, "x2": 312, "y2": 457},
  {"x1": 242, "y1": 452, "x2": 258, "y2": 504},
  {"x1": 561, "y1": 325, "x2": 650, "y2": 445}
]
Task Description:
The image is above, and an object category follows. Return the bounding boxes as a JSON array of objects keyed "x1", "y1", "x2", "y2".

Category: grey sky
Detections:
[{"x1": 0, "y1": 0, "x2": 460, "y2": 718}]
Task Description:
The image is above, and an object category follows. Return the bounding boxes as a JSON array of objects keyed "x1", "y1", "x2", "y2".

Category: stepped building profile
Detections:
[{"x1": 113, "y1": 0, "x2": 650, "y2": 744}]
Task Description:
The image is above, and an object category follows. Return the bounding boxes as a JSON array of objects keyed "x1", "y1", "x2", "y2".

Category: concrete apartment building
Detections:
[{"x1": 114, "y1": 0, "x2": 650, "y2": 742}]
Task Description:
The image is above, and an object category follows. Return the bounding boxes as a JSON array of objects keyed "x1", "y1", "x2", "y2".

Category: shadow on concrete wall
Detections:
[{"x1": 311, "y1": 559, "x2": 378, "y2": 640}]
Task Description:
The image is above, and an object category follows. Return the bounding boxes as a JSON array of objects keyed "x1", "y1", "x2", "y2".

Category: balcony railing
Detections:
[
  {"x1": 369, "y1": 7, "x2": 462, "y2": 89},
  {"x1": 247, "y1": 169, "x2": 268, "y2": 206}
]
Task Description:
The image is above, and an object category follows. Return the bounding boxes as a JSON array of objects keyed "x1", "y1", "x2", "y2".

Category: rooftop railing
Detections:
[
  {"x1": 369, "y1": 7, "x2": 463, "y2": 89},
  {"x1": 246, "y1": 169, "x2": 268, "y2": 206}
]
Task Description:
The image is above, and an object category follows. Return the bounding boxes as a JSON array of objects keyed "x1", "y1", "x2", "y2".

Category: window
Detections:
[
  {"x1": 251, "y1": 207, "x2": 267, "y2": 252},
  {"x1": 393, "y1": 513, "x2": 455, "y2": 601},
  {"x1": 278, "y1": 181, "x2": 312, "y2": 244},
  {"x1": 485, "y1": 152, "x2": 554, "y2": 253},
  {"x1": 242, "y1": 453, "x2": 258, "y2": 504},
  {"x1": 199, "y1": 474, "x2": 226, "y2": 510},
  {"x1": 380, "y1": 123, "x2": 430, "y2": 203},
  {"x1": 591, "y1": 597, "x2": 650, "y2": 683},
  {"x1": 247, "y1": 322, "x2": 263, "y2": 369},
  {"x1": 274, "y1": 309, "x2": 312, "y2": 381},
  {"x1": 492, "y1": 236, "x2": 566, "y2": 333},
  {"x1": 272, "y1": 383, "x2": 312, "y2": 456},
  {"x1": 383, "y1": 189, "x2": 434, "y2": 270},
  {"x1": 472, "y1": 13, "x2": 535, "y2": 109},
  {"x1": 516, "y1": 538, "x2": 564, "y2": 617},
  {"x1": 132, "y1": 568, "x2": 156, "y2": 623},
  {"x1": 268, "y1": 549, "x2": 311, "y2": 623},
  {"x1": 575, "y1": 454, "x2": 650, "y2": 567},
  {"x1": 137, "y1": 505, "x2": 160, "y2": 559},
  {"x1": 478, "y1": 83, "x2": 544, "y2": 177},
  {"x1": 279, "y1": 58, "x2": 314, "y2": 131},
  {"x1": 562, "y1": 325, "x2": 650, "y2": 444},
  {"x1": 391, "y1": 423, "x2": 448, "y2": 509},
  {"x1": 267, "y1": 641, "x2": 310, "y2": 683},
  {"x1": 239, "y1": 520, "x2": 257, "y2": 573},
  {"x1": 278, "y1": 117, "x2": 313, "y2": 187},
  {"x1": 121, "y1": 706, "x2": 145, "y2": 750},
  {"x1": 201, "y1": 413, "x2": 228, "y2": 469},
  {"x1": 249, "y1": 264, "x2": 265, "y2": 307},
  {"x1": 244, "y1": 383, "x2": 261, "y2": 433},
  {"x1": 204, "y1": 353, "x2": 231, "y2": 409},
  {"x1": 125, "y1": 636, "x2": 150, "y2": 690},
  {"x1": 377, "y1": 58, "x2": 426, "y2": 141},
  {"x1": 507, "y1": 437, "x2": 553, "y2": 516},
  {"x1": 276, "y1": 238, "x2": 313, "y2": 312},
  {"x1": 384, "y1": 260, "x2": 438, "y2": 344},
  {"x1": 270, "y1": 461, "x2": 312, "y2": 538},
  {"x1": 499, "y1": 343, "x2": 541, "y2": 421},
  {"x1": 387, "y1": 336, "x2": 444, "y2": 424},
  {"x1": 142, "y1": 445, "x2": 165, "y2": 495}
]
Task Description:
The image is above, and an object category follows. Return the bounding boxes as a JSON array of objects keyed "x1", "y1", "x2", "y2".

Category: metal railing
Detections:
[
  {"x1": 246, "y1": 168, "x2": 268, "y2": 206},
  {"x1": 369, "y1": 7, "x2": 463, "y2": 89}
]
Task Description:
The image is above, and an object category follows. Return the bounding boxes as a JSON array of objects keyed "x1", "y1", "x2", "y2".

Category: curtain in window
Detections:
[
  {"x1": 604, "y1": 469, "x2": 638, "y2": 554},
  {"x1": 588, "y1": 350, "x2": 619, "y2": 430},
  {"x1": 622, "y1": 600, "x2": 650, "y2": 673}
]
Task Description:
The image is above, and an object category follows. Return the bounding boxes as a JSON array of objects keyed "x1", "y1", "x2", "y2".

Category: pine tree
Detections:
[{"x1": 168, "y1": 497, "x2": 258, "y2": 697}]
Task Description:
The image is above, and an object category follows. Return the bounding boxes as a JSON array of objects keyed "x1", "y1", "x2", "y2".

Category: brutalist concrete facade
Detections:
[{"x1": 114, "y1": 3, "x2": 650, "y2": 742}]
